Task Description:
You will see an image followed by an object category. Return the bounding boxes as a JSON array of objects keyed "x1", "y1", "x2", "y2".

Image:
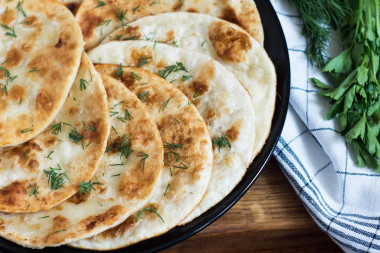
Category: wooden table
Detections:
[{"x1": 163, "y1": 157, "x2": 342, "y2": 252}]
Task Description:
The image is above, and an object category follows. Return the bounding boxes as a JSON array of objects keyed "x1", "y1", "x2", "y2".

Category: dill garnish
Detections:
[
  {"x1": 29, "y1": 183, "x2": 39, "y2": 199},
  {"x1": 158, "y1": 62, "x2": 188, "y2": 80},
  {"x1": 49, "y1": 122, "x2": 62, "y2": 135},
  {"x1": 164, "y1": 142, "x2": 182, "y2": 150},
  {"x1": 131, "y1": 72, "x2": 141, "y2": 80},
  {"x1": 139, "y1": 57, "x2": 152, "y2": 67},
  {"x1": 69, "y1": 128, "x2": 83, "y2": 147},
  {"x1": 290, "y1": 0, "x2": 351, "y2": 67},
  {"x1": 124, "y1": 109, "x2": 133, "y2": 120},
  {"x1": 44, "y1": 164, "x2": 68, "y2": 190},
  {"x1": 136, "y1": 206, "x2": 164, "y2": 223},
  {"x1": 29, "y1": 67, "x2": 40, "y2": 72},
  {"x1": 164, "y1": 183, "x2": 170, "y2": 196},
  {"x1": 95, "y1": 0, "x2": 107, "y2": 8},
  {"x1": 0, "y1": 24, "x2": 16, "y2": 38},
  {"x1": 212, "y1": 135, "x2": 231, "y2": 152},
  {"x1": 162, "y1": 98, "x2": 170, "y2": 110},
  {"x1": 139, "y1": 91, "x2": 149, "y2": 102},
  {"x1": 116, "y1": 7, "x2": 128, "y2": 30},
  {"x1": 105, "y1": 134, "x2": 134, "y2": 159},
  {"x1": 137, "y1": 152, "x2": 149, "y2": 171},
  {"x1": 21, "y1": 128, "x2": 32, "y2": 134},
  {"x1": 15, "y1": 1, "x2": 27, "y2": 17},
  {"x1": 45, "y1": 151, "x2": 54, "y2": 160},
  {"x1": 113, "y1": 63, "x2": 124, "y2": 79},
  {"x1": 182, "y1": 75, "x2": 192, "y2": 81},
  {"x1": 80, "y1": 79, "x2": 89, "y2": 91},
  {"x1": 173, "y1": 162, "x2": 188, "y2": 170},
  {"x1": 97, "y1": 19, "x2": 111, "y2": 36},
  {"x1": 79, "y1": 180, "x2": 101, "y2": 195}
]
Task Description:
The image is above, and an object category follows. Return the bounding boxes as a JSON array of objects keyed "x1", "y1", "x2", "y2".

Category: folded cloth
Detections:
[{"x1": 271, "y1": 0, "x2": 380, "y2": 252}]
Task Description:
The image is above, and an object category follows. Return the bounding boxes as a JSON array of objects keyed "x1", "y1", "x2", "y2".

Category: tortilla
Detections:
[
  {"x1": 0, "y1": 74, "x2": 164, "y2": 248},
  {"x1": 0, "y1": 53, "x2": 108, "y2": 213},
  {"x1": 0, "y1": 0, "x2": 83, "y2": 147},
  {"x1": 75, "y1": 0, "x2": 263, "y2": 50},
  {"x1": 88, "y1": 41, "x2": 256, "y2": 225},
  {"x1": 69, "y1": 65, "x2": 213, "y2": 250},
  {"x1": 103, "y1": 12, "x2": 276, "y2": 158}
]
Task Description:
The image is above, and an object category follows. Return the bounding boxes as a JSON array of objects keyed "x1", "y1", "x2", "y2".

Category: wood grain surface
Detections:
[{"x1": 163, "y1": 157, "x2": 342, "y2": 253}]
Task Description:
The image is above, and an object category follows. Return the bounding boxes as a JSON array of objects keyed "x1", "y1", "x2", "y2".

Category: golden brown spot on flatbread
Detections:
[
  {"x1": 54, "y1": 38, "x2": 63, "y2": 49},
  {"x1": 27, "y1": 159, "x2": 39, "y2": 171},
  {"x1": 36, "y1": 91, "x2": 54, "y2": 112},
  {"x1": 2, "y1": 142, "x2": 42, "y2": 169},
  {"x1": 172, "y1": 2, "x2": 182, "y2": 11},
  {"x1": 160, "y1": 30, "x2": 175, "y2": 44},
  {"x1": 192, "y1": 80, "x2": 209, "y2": 96},
  {"x1": 28, "y1": 54, "x2": 48, "y2": 76},
  {"x1": 111, "y1": 26, "x2": 141, "y2": 41},
  {"x1": 23, "y1": 16, "x2": 38, "y2": 26},
  {"x1": 101, "y1": 215, "x2": 135, "y2": 239},
  {"x1": 80, "y1": 11, "x2": 102, "y2": 40},
  {"x1": 44, "y1": 215, "x2": 71, "y2": 244},
  {"x1": 118, "y1": 164, "x2": 156, "y2": 199},
  {"x1": 9, "y1": 85, "x2": 24, "y2": 101},
  {"x1": 83, "y1": 119, "x2": 102, "y2": 140},
  {"x1": 221, "y1": 7, "x2": 240, "y2": 26},
  {"x1": 0, "y1": 218, "x2": 5, "y2": 231},
  {"x1": 207, "y1": 108, "x2": 216, "y2": 121},
  {"x1": 69, "y1": 106, "x2": 80, "y2": 116},
  {"x1": 119, "y1": 72, "x2": 137, "y2": 88},
  {"x1": 209, "y1": 21, "x2": 252, "y2": 62},
  {"x1": 79, "y1": 205, "x2": 124, "y2": 231},
  {"x1": 156, "y1": 60, "x2": 167, "y2": 69},
  {"x1": 223, "y1": 155, "x2": 234, "y2": 167},
  {"x1": 67, "y1": 192, "x2": 90, "y2": 205},
  {"x1": 52, "y1": 215, "x2": 70, "y2": 229},
  {"x1": 130, "y1": 48, "x2": 153, "y2": 68},
  {"x1": 226, "y1": 122, "x2": 241, "y2": 141},
  {"x1": 1, "y1": 9, "x2": 15, "y2": 26},
  {"x1": 44, "y1": 136, "x2": 57, "y2": 147},
  {"x1": 5, "y1": 47, "x2": 23, "y2": 67},
  {"x1": 187, "y1": 8, "x2": 199, "y2": 13},
  {"x1": 0, "y1": 181, "x2": 27, "y2": 205}
]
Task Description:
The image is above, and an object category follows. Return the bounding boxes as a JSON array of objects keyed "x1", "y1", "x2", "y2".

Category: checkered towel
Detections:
[{"x1": 271, "y1": 0, "x2": 380, "y2": 252}]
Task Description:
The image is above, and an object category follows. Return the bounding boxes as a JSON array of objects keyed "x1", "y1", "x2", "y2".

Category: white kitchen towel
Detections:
[{"x1": 271, "y1": 0, "x2": 380, "y2": 252}]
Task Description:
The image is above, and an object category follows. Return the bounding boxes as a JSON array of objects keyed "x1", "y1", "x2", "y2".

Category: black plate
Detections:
[{"x1": 0, "y1": 0, "x2": 290, "y2": 252}]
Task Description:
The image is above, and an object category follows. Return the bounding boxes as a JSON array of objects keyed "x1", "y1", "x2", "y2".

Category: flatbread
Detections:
[
  {"x1": 75, "y1": 0, "x2": 263, "y2": 50},
  {"x1": 0, "y1": 0, "x2": 83, "y2": 147},
  {"x1": 103, "y1": 12, "x2": 276, "y2": 158},
  {"x1": 0, "y1": 54, "x2": 108, "y2": 213},
  {"x1": 70, "y1": 65, "x2": 213, "y2": 250},
  {"x1": 0, "y1": 74, "x2": 164, "y2": 248},
  {"x1": 88, "y1": 41, "x2": 256, "y2": 224}
]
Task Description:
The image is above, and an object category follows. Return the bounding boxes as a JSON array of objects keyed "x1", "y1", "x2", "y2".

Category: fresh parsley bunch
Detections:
[{"x1": 309, "y1": 0, "x2": 380, "y2": 169}]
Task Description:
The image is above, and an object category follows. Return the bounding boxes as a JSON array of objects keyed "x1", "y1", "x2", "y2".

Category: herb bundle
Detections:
[
  {"x1": 290, "y1": 0, "x2": 351, "y2": 67},
  {"x1": 294, "y1": 0, "x2": 380, "y2": 169}
]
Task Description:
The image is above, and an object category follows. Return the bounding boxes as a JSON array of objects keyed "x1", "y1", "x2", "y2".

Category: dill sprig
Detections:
[
  {"x1": 44, "y1": 164, "x2": 68, "y2": 190},
  {"x1": 158, "y1": 62, "x2": 188, "y2": 80},
  {"x1": 136, "y1": 206, "x2": 164, "y2": 223},
  {"x1": 212, "y1": 135, "x2": 231, "y2": 152},
  {"x1": 79, "y1": 180, "x2": 101, "y2": 195},
  {"x1": 289, "y1": 0, "x2": 351, "y2": 67},
  {"x1": 137, "y1": 152, "x2": 149, "y2": 171},
  {"x1": 29, "y1": 183, "x2": 39, "y2": 199},
  {"x1": 106, "y1": 134, "x2": 134, "y2": 160}
]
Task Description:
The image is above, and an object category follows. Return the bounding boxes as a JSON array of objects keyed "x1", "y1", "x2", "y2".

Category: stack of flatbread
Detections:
[{"x1": 0, "y1": 0, "x2": 276, "y2": 250}]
